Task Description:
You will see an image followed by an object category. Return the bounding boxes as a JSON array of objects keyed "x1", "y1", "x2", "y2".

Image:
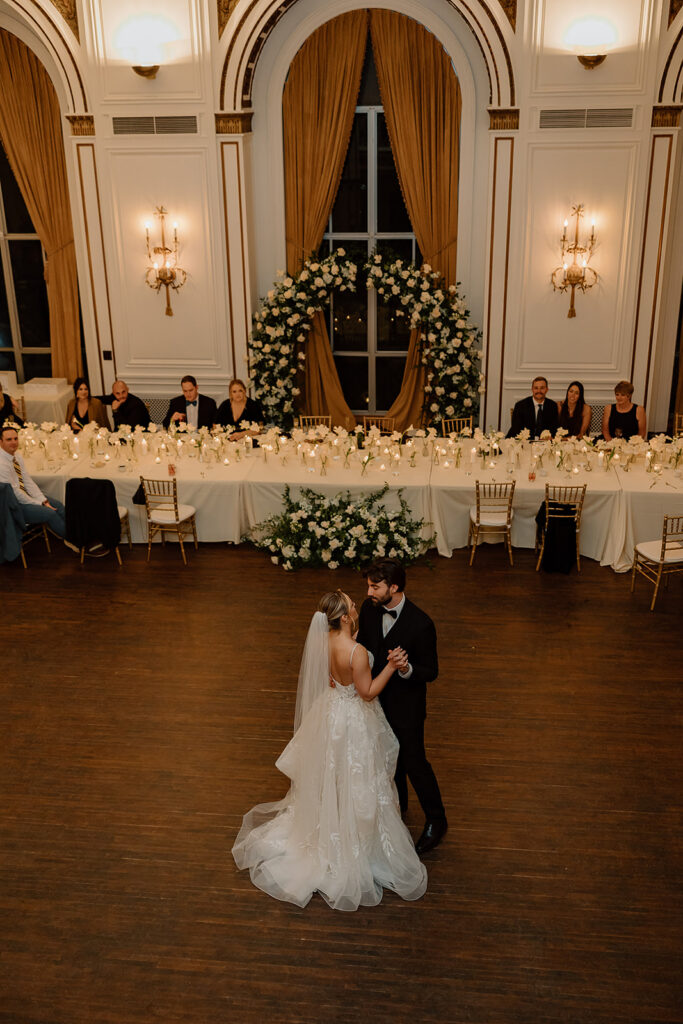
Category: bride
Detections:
[{"x1": 232, "y1": 590, "x2": 428, "y2": 911}]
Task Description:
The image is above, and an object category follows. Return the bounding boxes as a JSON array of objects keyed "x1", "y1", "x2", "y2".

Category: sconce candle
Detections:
[
  {"x1": 145, "y1": 206, "x2": 187, "y2": 317},
  {"x1": 551, "y1": 204, "x2": 598, "y2": 318}
]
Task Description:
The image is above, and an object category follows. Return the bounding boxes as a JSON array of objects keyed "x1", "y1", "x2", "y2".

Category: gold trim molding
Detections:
[
  {"x1": 670, "y1": 1, "x2": 683, "y2": 27},
  {"x1": 67, "y1": 115, "x2": 95, "y2": 136},
  {"x1": 651, "y1": 105, "x2": 683, "y2": 127},
  {"x1": 215, "y1": 112, "x2": 253, "y2": 134},
  {"x1": 218, "y1": 1, "x2": 240, "y2": 37},
  {"x1": 489, "y1": 108, "x2": 519, "y2": 130},
  {"x1": 497, "y1": 0, "x2": 517, "y2": 31},
  {"x1": 48, "y1": 0, "x2": 79, "y2": 41}
]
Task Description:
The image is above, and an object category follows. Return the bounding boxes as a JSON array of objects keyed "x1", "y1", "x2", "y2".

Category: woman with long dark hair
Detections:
[{"x1": 557, "y1": 381, "x2": 591, "y2": 438}]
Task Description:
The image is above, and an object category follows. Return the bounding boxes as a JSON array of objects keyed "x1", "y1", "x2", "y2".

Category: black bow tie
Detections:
[
  {"x1": 186, "y1": 400, "x2": 197, "y2": 406},
  {"x1": 381, "y1": 607, "x2": 397, "y2": 618}
]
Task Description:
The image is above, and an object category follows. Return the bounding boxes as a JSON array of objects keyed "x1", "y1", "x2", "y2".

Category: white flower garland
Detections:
[{"x1": 249, "y1": 251, "x2": 482, "y2": 429}]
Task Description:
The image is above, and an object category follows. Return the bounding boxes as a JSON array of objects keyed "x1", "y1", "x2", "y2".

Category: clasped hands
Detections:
[{"x1": 388, "y1": 646, "x2": 409, "y2": 673}]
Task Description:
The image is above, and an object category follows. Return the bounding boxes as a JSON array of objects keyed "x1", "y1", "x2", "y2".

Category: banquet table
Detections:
[
  {"x1": 243, "y1": 449, "x2": 433, "y2": 539},
  {"x1": 613, "y1": 464, "x2": 683, "y2": 572},
  {"x1": 19, "y1": 438, "x2": 683, "y2": 573},
  {"x1": 16, "y1": 383, "x2": 76, "y2": 426},
  {"x1": 428, "y1": 461, "x2": 624, "y2": 566},
  {"x1": 30, "y1": 451, "x2": 253, "y2": 544}
]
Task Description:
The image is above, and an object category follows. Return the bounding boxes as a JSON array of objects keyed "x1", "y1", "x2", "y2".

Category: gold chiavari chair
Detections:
[
  {"x1": 298, "y1": 415, "x2": 331, "y2": 429},
  {"x1": 535, "y1": 484, "x2": 587, "y2": 573},
  {"x1": 20, "y1": 522, "x2": 51, "y2": 568},
  {"x1": 468, "y1": 480, "x2": 515, "y2": 566},
  {"x1": 140, "y1": 476, "x2": 198, "y2": 565},
  {"x1": 363, "y1": 415, "x2": 395, "y2": 434},
  {"x1": 674, "y1": 411, "x2": 683, "y2": 436},
  {"x1": 631, "y1": 514, "x2": 683, "y2": 610},
  {"x1": 442, "y1": 416, "x2": 473, "y2": 436}
]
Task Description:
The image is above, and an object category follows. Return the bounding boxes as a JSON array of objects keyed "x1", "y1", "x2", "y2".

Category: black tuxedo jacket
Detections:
[
  {"x1": 163, "y1": 393, "x2": 217, "y2": 430},
  {"x1": 507, "y1": 395, "x2": 559, "y2": 438},
  {"x1": 356, "y1": 597, "x2": 438, "y2": 728}
]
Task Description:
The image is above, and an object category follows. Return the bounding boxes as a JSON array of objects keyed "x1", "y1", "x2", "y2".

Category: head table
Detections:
[{"x1": 18, "y1": 429, "x2": 683, "y2": 572}]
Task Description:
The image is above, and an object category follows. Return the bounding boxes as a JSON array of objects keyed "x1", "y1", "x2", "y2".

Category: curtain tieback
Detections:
[
  {"x1": 43, "y1": 238, "x2": 75, "y2": 283},
  {"x1": 421, "y1": 239, "x2": 457, "y2": 279}
]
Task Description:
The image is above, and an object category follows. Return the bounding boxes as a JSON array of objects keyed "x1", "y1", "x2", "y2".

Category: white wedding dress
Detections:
[{"x1": 232, "y1": 613, "x2": 427, "y2": 911}]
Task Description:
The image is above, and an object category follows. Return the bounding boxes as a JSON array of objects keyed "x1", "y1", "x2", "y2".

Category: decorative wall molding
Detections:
[
  {"x1": 218, "y1": 0, "x2": 240, "y2": 37},
  {"x1": 215, "y1": 112, "x2": 253, "y2": 134},
  {"x1": 652, "y1": 105, "x2": 683, "y2": 127},
  {"x1": 489, "y1": 108, "x2": 519, "y2": 130},
  {"x1": 66, "y1": 114, "x2": 95, "y2": 136},
  {"x1": 48, "y1": 0, "x2": 78, "y2": 42},
  {"x1": 496, "y1": 0, "x2": 516, "y2": 31},
  {"x1": 670, "y1": 1, "x2": 683, "y2": 28}
]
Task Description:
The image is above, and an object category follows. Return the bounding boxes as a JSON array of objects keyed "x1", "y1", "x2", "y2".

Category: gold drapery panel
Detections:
[
  {"x1": 370, "y1": 10, "x2": 461, "y2": 430},
  {"x1": 282, "y1": 10, "x2": 368, "y2": 430},
  {"x1": 0, "y1": 31, "x2": 82, "y2": 381}
]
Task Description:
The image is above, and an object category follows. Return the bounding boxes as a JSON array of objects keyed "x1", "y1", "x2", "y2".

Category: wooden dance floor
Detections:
[{"x1": 1, "y1": 544, "x2": 681, "y2": 1023}]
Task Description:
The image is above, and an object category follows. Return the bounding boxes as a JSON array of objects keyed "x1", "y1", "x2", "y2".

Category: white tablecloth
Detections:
[
  {"x1": 16, "y1": 384, "x2": 76, "y2": 426},
  {"x1": 614, "y1": 465, "x2": 683, "y2": 571},
  {"x1": 429, "y1": 462, "x2": 624, "y2": 566},
  {"x1": 22, "y1": 445, "x2": 683, "y2": 572}
]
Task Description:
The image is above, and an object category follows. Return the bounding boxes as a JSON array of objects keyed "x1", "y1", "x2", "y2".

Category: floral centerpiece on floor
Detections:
[
  {"x1": 366, "y1": 254, "x2": 483, "y2": 426},
  {"x1": 249, "y1": 250, "x2": 357, "y2": 431},
  {"x1": 246, "y1": 484, "x2": 434, "y2": 571}
]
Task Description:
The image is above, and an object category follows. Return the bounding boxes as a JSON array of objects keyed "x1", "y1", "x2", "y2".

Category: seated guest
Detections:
[
  {"x1": 557, "y1": 380, "x2": 591, "y2": 438},
  {"x1": 100, "y1": 379, "x2": 151, "y2": 430},
  {"x1": 0, "y1": 424, "x2": 66, "y2": 538},
  {"x1": 602, "y1": 380, "x2": 646, "y2": 441},
  {"x1": 163, "y1": 375, "x2": 217, "y2": 430},
  {"x1": 506, "y1": 376, "x2": 559, "y2": 439},
  {"x1": 65, "y1": 377, "x2": 110, "y2": 432},
  {"x1": 216, "y1": 378, "x2": 264, "y2": 439},
  {"x1": 0, "y1": 383, "x2": 24, "y2": 427}
]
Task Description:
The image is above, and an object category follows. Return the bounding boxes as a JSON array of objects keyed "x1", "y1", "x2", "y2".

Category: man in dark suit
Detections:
[
  {"x1": 163, "y1": 375, "x2": 217, "y2": 430},
  {"x1": 507, "y1": 376, "x2": 559, "y2": 438},
  {"x1": 99, "y1": 380, "x2": 151, "y2": 430},
  {"x1": 356, "y1": 557, "x2": 447, "y2": 854}
]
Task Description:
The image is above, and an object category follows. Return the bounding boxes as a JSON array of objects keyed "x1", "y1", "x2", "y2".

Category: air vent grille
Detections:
[
  {"x1": 540, "y1": 108, "x2": 633, "y2": 129},
  {"x1": 112, "y1": 115, "x2": 198, "y2": 136}
]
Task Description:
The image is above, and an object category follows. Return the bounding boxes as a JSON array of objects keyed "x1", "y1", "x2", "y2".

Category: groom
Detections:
[{"x1": 356, "y1": 557, "x2": 447, "y2": 854}]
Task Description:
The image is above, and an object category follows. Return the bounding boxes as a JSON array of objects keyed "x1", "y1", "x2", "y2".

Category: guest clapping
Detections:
[
  {"x1": 216, "y1": 379, "x2": 264, "y2": 440},
  {"x1": 602, "y1": 381, "x2": 646, "y2": 441},
  {"x1": 65, "y1": 378, "x2": 109, "y2": 432},
  {"x1": 557, "y1": 381, "x2": 591, "y2": 438}
]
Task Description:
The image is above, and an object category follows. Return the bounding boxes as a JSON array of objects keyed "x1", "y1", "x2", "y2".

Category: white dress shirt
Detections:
[
  {"x1": 186, "y1": 400, "x2": 199, "y2": 430},
  {"x1": 0, "y1": 448, "x2": 46, "y2": 505},
  {"x1": 382, "y1": 594, "x2": 413, "y2": 679}
]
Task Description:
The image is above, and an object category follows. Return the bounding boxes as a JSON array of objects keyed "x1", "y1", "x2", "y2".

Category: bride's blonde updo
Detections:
[{"x1": 318, "y1": 590, "x2": 349, "y2": 631}]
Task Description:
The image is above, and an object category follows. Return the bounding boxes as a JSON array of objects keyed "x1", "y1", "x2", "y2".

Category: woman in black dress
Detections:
[
  {"x1": 557, "y1": 380, "x2": 591, "y2": 438},
  {"x1": 601, "y1": 380, "x2": 646, "y2": 441},
  {"x1": 216, "y1": 379, "x2": 264, "y2": 440},
  {"x1": 65, "y1": 378, "x2": 110, "y2": 432}
]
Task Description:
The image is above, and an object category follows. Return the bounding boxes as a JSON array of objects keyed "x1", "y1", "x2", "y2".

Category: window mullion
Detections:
[{"x1": 0, "y1": 179, "x2": 25, "y2": 382}]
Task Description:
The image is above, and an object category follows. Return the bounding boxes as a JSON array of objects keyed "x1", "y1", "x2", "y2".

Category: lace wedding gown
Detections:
[{"x1": 232, "y1": 622, "x2": 427, "y2": 911}]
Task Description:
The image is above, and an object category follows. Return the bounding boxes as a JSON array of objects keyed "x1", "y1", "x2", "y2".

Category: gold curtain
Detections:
[
  {"x1": 0, "y1": 31, "x2": 82, "y2": 381},
  {"x1": 283, "y1": 11, "x2": 368, "y2": 430},
  {"x1": 370, "y1": 11, "x2": 461, "y2": 430}
]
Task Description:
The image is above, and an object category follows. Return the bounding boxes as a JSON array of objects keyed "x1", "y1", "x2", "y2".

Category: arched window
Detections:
[{"x1": 322, "y1": 43, "x2": 420, "y2": 415}]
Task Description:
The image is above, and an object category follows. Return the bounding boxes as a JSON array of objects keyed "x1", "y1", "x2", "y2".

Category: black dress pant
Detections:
[{"x1": 389, "y1": 719, "x2": 446, "y2": 823}]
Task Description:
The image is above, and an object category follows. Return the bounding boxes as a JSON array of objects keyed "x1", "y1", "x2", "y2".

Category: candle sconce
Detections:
[
  {"x1": 145, "y1": 206, "x2": 187, "y2": 317},
  {"x1": 551, "y1": 204, "x2": 598, "y2": 319}
]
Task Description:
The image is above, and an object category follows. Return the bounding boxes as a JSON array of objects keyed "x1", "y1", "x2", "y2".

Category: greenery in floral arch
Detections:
[
  {"x1": 247, "y1": 484, "x2": 433, "y2": 572},
  {"x1": 249, "y1": 250, "x2": 357, "y2": 430},
  {"x1": 366, "y1": 253, "x2": 483, "y2": 427}
]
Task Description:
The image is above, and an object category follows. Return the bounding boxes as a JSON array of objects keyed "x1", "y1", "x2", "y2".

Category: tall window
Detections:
[
  {"x1": 0, "y1": 144, "x2": 51, "y2": 382},
  {"x1": 322, "y1": 45, "x2": 420, "y2": 414}
]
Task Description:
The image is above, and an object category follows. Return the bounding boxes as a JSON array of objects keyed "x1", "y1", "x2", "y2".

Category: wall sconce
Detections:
[
  {"x1": 145, "y1": 207, "x2": 187, "y2": 317},
  {"x1": 563, "y1": 17, "x2": 618, "y2": 69},
  {"x1": 551, "y1": 204, "x2": 598, "y2": 319},
  {"x1": 114, "y1": 15, "x2": 181, "y2": 80}
]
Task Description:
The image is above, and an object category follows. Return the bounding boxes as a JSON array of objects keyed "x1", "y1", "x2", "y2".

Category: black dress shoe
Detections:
[{"x1": 415, "y1": 819, "x2": 448, "y2": 854}]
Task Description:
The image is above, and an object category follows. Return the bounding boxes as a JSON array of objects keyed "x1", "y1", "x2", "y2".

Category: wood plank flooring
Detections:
[{"x1": 1, "y1": 542, "x2": 681, "y2": 1024}]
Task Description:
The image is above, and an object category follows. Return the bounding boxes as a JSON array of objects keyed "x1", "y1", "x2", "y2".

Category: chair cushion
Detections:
[
  {"x1": 149, "y1": 504, "x2": 196, "y2": 525},
  {"x1": 117, "y1": 506, "x2": 128, "y2": 519},
  {"x1": 635, "y1": 540, "x2": 683, "y2": 564},
  {"x1": 469, "y1": 506, "x2": 514, "y2": 527}
]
